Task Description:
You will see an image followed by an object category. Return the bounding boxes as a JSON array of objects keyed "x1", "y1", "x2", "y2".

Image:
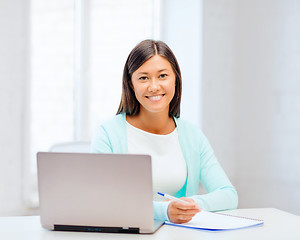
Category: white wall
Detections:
[
  {"x1": 203, "y1": 0, "x2": 300, "y2": 215},
  {"x1": 160, "y1": 0, "x2": 202, "y2": 128},
  {"x1": 0, "y1": 0, "x2": 29, "y2": 215},
  {"x1": 202, "y1": 0, "x2": 238, "y2": 181}
]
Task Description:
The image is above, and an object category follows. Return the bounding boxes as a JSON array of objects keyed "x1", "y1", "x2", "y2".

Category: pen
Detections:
[{"x1": 157, "y1": 192, "x2": 189, "y2": 204}]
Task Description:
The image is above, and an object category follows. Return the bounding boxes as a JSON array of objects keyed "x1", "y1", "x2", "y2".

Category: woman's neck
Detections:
[{"x1": 126, "y1": 111, "x2": 175, "y2": 135}]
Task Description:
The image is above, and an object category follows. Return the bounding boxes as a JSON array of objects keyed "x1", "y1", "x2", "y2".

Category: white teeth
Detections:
[{"x1": 148, "y1": 95, "x2": 163, "y2": 101}]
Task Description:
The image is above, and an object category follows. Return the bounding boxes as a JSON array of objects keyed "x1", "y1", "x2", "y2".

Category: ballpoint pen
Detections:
[{"x1": 157, "y1": 192, "x2": 190, "y2": 204}]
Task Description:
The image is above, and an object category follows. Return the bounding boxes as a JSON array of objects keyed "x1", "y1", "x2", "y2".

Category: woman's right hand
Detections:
[{"x1": 167, "y1": 198, "x2": 201, "y2": 224}]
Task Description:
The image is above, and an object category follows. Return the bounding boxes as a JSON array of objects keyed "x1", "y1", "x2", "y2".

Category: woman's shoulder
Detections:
[
  {"x1": 175, "y1": 117, "x2": 202, "y2": 134},
  {"x1": 91, "y1": 113, "x2": 127, "y2": 153},
  {"x1": 175, "y1": 117, "x2": 208, "y2": 143},
  {"x1": 100, "y1": 113, "x2": 126, "y2": 130},
  {"x1": 175, "y1": 117, "x2": 211, "y2": 153}
]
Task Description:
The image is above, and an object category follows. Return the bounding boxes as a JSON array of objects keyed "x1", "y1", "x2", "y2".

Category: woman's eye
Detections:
[
  {"x1": 159, "y1": 74, "x2": 167, "y2": 78},
  {"x1": 139, "y1": 76, "x2": 148, "y2": 80}
]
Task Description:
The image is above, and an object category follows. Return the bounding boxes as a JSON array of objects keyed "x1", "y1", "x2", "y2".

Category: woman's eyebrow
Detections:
[
  {"x1": 136, "y1": 69, "x2": 168, "y2": 76},
  {"x1": 137, "y1": 72, "x2": 148, "y2": 75}
]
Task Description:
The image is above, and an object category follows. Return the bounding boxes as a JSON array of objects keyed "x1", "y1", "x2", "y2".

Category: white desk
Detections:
[{"x1": 1, "y1": 208, "x2": 300, "y2": 240}]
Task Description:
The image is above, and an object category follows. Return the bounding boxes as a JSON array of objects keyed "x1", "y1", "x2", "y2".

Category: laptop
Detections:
[{"x1": 37, "y1": 152, "x2": 164, "y2": 234}]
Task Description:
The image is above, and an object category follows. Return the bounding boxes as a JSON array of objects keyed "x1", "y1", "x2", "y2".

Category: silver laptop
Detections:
[{"x1": 37, "y1": 152, "x2": 164, "y2": 234}]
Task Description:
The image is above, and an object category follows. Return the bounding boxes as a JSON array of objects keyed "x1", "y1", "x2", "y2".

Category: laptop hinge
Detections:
[{"x1": 54, "y1": 225, "x2": 140, "y2": 233}]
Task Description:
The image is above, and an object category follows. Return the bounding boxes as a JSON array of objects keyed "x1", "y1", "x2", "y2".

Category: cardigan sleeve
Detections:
[
  {"x1": 90, "y1": 114, "x2": 127, "y2": 154},
  {"x1": 190, "y1": 133, "x2": 238, "y2": 211},
  {"x1": 175, "y1": 117, "x2": 238, "y2": 213},
  {"x1": 153, "y1": 201, "x2": 171, "y2": 221},
  {"x1": 90, "y1": 125, "x2": 113, "y2": 153}
]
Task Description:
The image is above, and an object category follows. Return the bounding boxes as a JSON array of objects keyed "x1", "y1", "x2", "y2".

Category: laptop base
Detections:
[{"x1": 54, "y1": 225, "x2": 140, "y2": 234}]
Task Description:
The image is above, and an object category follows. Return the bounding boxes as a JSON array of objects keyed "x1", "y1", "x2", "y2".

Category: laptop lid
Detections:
[{"x1": 37, "y1": 152, "x2": 163, "y2": 234}]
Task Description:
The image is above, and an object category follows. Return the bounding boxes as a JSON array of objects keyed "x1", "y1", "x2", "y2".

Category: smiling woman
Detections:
[
  {"x1": 131, "y1": 55, "x2": 176, "y2": 117},
  {"x1": 117, "y1": 40, "x2": 182, "y2": 119},
  {"x1": 117, "y1": 40, "x2": 181, "y2": 135},
  {"x1": 91, "y1": 39, "x2": 238, "y2": 224},
  {"x1": 128, "y1": 55, "x2": 176, "y2": 135}
]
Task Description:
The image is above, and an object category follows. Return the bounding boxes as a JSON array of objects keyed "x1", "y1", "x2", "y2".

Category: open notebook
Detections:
[{"x1": 165, "y1": 210, "x2": 264, "y2": 231}]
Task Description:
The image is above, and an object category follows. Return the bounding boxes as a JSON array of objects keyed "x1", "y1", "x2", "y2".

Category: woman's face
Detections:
[{"x1": 131, "y1": 55, "x2": 176, "y2": 116}]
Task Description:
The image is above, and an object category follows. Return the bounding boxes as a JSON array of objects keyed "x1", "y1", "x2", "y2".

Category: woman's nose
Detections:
[{"x1": 148, "y1": 78, "x2": 160, "y2": 92}]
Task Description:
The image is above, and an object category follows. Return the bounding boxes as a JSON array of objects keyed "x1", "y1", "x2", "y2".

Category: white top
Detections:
[{"x1": 126, "y1": 122, "x2": 187, "y2": 201}]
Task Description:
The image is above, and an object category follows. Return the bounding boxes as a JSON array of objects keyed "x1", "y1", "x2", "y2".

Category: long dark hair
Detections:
[{"x1": 117, "y1": 39, "x2": 182, "y2": 118}]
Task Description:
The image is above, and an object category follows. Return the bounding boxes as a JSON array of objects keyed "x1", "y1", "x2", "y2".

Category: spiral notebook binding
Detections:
[{"x1": 213, "y1": 212, "x2": 264, "y2": 222}]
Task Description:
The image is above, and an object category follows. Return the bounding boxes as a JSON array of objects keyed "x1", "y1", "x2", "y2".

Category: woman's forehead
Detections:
[{"x1": 134, "y1": 55, "x2": 173, "y2": 75}]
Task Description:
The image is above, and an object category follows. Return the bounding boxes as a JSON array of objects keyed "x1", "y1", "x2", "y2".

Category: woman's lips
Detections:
[{"x1": 146, "y1": 94, "x2": 164, "y2": 102}]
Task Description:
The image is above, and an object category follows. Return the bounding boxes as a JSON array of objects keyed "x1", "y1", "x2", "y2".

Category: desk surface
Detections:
[{"x1": 1, "y1": 208, "x2": 300, "y2": 240}]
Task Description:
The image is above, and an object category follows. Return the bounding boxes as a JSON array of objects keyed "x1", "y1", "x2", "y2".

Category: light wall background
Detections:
[
  {"x1": 0, "y1": 0, "x2": 300, "y2": 216},
  {"x1": 202, "y1": 0, "x2": 300, "y2": 214},
  {"x1": 0, "y1": 0, "x2": 29, "y2": 215}
]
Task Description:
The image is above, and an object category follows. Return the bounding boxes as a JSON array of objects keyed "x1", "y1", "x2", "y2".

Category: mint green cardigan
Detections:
[{"x1": 91, "y1": 113, "x2": 238, "y2": 221}]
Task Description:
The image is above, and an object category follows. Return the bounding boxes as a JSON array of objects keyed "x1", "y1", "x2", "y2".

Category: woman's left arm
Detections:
[{"x1": 189, "y1": 134, "x2": 238, "y2": 211}]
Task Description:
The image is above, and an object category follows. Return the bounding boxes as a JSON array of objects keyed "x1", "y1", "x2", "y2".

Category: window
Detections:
[
  {"x1": 27, "y1": 0, "x2": 157, "y2": 208},
  {"x1": 30, "y1": 0, "x2": 75, "y2": 171},
  {"x1": 88, "y1": 0, "x2": 153, "y2": 135}
]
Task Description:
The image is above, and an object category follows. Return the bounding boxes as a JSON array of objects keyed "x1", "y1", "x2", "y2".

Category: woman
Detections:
[{"x1": 91, "y1": 39, "x2": 238, "y2": 223}]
